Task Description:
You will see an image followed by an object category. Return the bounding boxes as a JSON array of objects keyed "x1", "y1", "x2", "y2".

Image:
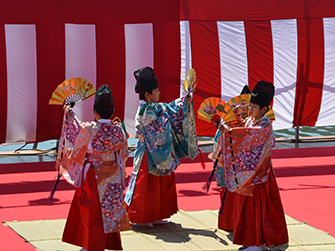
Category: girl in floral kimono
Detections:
[
  {"x1": 125, "y1": 67, "x2": 198, "y2": 226},
  {"x1": 206, "y1": 129, "x2": 234, "y2": 231},
  {"x1": 204, "y1": 85, "x2": 250, "y2": 231},
  {"x1": 218, "y1": 81, "x2": 289, "y2": 251},
  {"x1": 58, "y1": 85, "x2": 131, "y2": 251}
]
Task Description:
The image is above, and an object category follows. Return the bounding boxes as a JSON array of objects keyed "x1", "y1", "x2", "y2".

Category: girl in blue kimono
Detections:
[{"x1": 125, "y1": 66, "x2": 198, "y2": 226}]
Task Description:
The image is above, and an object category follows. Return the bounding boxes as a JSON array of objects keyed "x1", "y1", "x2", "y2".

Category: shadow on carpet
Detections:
[{"x1": 3, "y1": 210, "x2": 335, "y2": 251}]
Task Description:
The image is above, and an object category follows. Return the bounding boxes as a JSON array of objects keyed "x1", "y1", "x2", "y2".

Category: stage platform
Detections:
[
  {"x1": 4, "y1": 210, "x2": 335, "y2": 251},
  {"x1": 1, "y1": 139, "x2": 334, "y2": 251}
]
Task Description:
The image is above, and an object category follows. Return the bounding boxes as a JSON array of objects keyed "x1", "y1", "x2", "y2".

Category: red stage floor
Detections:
[{"x1": 0, "y1": 146, "x2": 334, "y2": 250}]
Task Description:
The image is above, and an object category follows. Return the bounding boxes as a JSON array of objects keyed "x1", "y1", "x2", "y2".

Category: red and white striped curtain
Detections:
[{"x1": 0, "y1": 0, "x2": 334, "y2": 143}]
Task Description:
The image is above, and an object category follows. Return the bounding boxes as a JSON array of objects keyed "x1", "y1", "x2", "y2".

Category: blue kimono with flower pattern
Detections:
[{"x1": 125, "y1": 97, "x2": 198, "y2": 205}]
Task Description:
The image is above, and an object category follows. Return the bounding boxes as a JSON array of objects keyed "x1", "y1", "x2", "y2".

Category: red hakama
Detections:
[
  {"x1": 62, "y1": 167, "x2": 123, "y2": 251},
  {"x1": 232, "y1": 170, "x2": 289, "y2": 247},
  {"x1": 218, "y1": 187, "x2": 234, "y2": 231},
  {"x1": 126, "y1": 153, "x2": 178, "y2": 223}
]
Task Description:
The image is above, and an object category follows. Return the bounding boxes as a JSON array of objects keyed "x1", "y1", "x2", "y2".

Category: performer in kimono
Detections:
[
  {"x1": 206, "y1": 130, "x2": 234, "y2": 231},
  {"x1": 57, "y1": 85, "x2": 131, "y2": 251},
  {"x1": 205, "y1": 85, "x2": 250, "y2": 231},
  {"x1": 218, "y1": 81, "x2": 289, "y2": 251},
  {"x1": 125, "y1": 66, "x2": 198, "y2": 226}
]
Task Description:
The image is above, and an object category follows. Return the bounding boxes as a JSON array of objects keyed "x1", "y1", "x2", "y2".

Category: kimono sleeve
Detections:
[
  {"x1": 56, "y1": 109, "x2": 91, "y2": 188},
  {"x1": 140, "y1": 105, "x2": 179, "y2": 176},
  {"x1": 114, "y1": 125, "x2": 129, "y2": 190},
  {"x1": 208, "y1": 130, "x2": 226, "y2": 187},
  {"x1": 115, "y1": 125, "x2": 129, "y2": 175},
  {"x1": 223, "y1": 123, "x2": 272, "y2": 196},
  {"x1": 166, "y1": 97, "x2": 198, "y2": 160}
]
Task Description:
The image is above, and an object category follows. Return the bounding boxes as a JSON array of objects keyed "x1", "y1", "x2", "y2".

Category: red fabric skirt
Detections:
[
  {"x1": 126, "y1": 152, "x2": 178, "y2": 223},
  {"x1": 62, "y1": 166, "x2": 123, "y2": 251},
  {"x1": 232, "y1": 170, "x2": 289, "y2": 246},
  {"x1": 218, "y1": 187, "x2": 234, "y2": 231}
]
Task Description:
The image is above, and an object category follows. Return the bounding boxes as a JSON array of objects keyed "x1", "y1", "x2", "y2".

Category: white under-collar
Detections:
[{"x1": 98, "y1": 119, "x2": 111, "y2": 123}]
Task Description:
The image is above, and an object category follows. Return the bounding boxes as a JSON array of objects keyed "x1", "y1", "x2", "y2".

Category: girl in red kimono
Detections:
[
  {"x1": 57, "y1": 85, "x2": 131, "y2": 251},
  {"x1": 219, "y1": 81, "x2": 289, "y2": 251}
]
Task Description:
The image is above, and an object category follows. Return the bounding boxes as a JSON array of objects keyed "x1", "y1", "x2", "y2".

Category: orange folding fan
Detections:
[
  {"x1": 266, "y1": 106, "x2": 275, "y2": 121},
  {"x1": 198, "y1": 97, "x2": 236, "y2": 125},
  {"x1": 227, "y1": 94, "x2": 275, "y2": 121},
  {"x1": 49, "y1": 77, "x2": 96, "y2": 107},
  {"x1": 227, "y1": 94, "x2": 251, "y2": 120}
]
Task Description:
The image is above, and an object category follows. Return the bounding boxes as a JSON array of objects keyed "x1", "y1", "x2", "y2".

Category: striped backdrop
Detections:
[{"x1": 0, "y1": 0, "x2": 335, "y2": 143}]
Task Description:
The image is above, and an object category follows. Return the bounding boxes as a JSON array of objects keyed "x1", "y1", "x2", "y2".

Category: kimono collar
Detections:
[
  {"x1": 246, "y1": 113, "x2": 267, "y2": 127},
  {"x1": 98, "y1": 119, "x2": 111, "y2": 124},
  {"x1": 138, "y1": 100, "x2": 158, "y2": 117},
  {"x1": 254, "y1": 113, "x2": 267, "y2": 123}
]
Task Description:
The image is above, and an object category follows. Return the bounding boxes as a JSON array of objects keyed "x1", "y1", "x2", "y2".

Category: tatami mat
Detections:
[{"x1": 3, "y1": 210, "x2": 335, "y2": 251}]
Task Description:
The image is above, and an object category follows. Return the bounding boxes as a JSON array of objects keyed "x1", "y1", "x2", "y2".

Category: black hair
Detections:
[
  {"x1": 257, "y1": 104, "x2": 269, "y2": 115},
  {"x1": 259, "y1": 104, "x2": 269, "y2": 113},
  {"x1": 95, "y1": 108, "x2": 114, "y2": 119},
  {"x1": 139, "y1": 90, "x2": 153, "y2": 101}
]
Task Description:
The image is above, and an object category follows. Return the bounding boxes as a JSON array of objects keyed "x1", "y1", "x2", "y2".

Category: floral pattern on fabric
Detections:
[
  {"x1": 92, "y1": 124, "x2": 125, "y2": 152},
  {"x1": 57, "y1": 110, "x2": 90, "y2": 187},
  {"x1": 100, "y1": 183, "x2": 130, "y2": 233},
  {"x1": 125, "y1": 97, "x2": 198, "y2": 206},
  {"x1": 63, "y1": 115, "x2": 80, "y2": 145},
  {"x1": 208, "y1": 130, "x2": 226, "y2": 187},
  {"x1": 224, "y1": 115, "x2": 272, "y2": 196},
  {"x1": 56, "y1": 108, "x2": 130, "y2": 233},
  {"x1": 214, "y1": 164, "x2": 226, "y2": 187},
  {"x1": 170, "y1": 111, "x2": 184, "y2": 136}
]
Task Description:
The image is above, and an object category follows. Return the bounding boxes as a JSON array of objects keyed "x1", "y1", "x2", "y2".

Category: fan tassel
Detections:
[
  {"x1": 202, "y1": 158, "x2": 218, "y2": 193},
  {"x1": 219, "y1": 188, "x2": 227, "y2": 215},
  {"x1": 48, "y1": 173, "x2": 61, "y2": 203},
  {"x1": 198, "y1": 147, "x2": 206, "y2": 170}
]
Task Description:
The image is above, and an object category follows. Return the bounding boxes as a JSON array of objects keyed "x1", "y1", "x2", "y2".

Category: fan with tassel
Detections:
[
  {"x1": 48, "y1": 77, "x2": 96, "y2": 203},
  {"x1": 49, "y1": 77, "x2": 96, "y2": 108},
  {"x1": 198, "y1": 97, "x2": 236, "y2": 126}
]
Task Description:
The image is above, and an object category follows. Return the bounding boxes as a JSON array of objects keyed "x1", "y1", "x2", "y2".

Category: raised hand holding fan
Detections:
[
  {"x1": 49, "y1": 77, "x2": 96, "y2": 108},
  {"x1": 183, "y1": 68, "x2": 198, "y2": 95}
]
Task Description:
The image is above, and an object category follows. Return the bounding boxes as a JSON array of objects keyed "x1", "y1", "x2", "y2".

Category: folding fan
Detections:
[
  {"x1": 183, "y1": 68, "x2": 198, "y2": 95},
  {"x1": 49, "y1": 77, "x2": 96, "y2": 107},
  {"x1": 266, "y1": 106, "x2": 276, "y2": 122},
  {"x1": 227, "y1": 94, "x2": 276, "y2": 121},
  {"x1": 227, "y1": 94, "x2": 251, "y2": 120},
  {"x1": 198, "y1": 97, "x2": 236, "y2": 125}
]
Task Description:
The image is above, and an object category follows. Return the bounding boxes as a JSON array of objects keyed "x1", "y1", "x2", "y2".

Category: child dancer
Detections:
[
  {"x1": 219, "y1": 81, "x2": 289, "y2": 251},
  {"x1": 125, "y1": 66, "x2": 198, "y2": 226},
  {"x1": 57, "y1": 85, "x2": 131, "y2": 250},
  {"x1": 205, "y1": 85, "x2": 250, "y2": 231},
  {"x1": 207, "y1": 129, "x2": 234, "y2": 231}
]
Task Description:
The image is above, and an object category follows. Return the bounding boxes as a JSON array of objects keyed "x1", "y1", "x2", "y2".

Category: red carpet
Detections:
[
  {"x1": 271, "y1": 147, "x2": 335, "y2": 237},
  {"x1": 0, "y1": 146, "x2": 334, "y2": 250}
]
